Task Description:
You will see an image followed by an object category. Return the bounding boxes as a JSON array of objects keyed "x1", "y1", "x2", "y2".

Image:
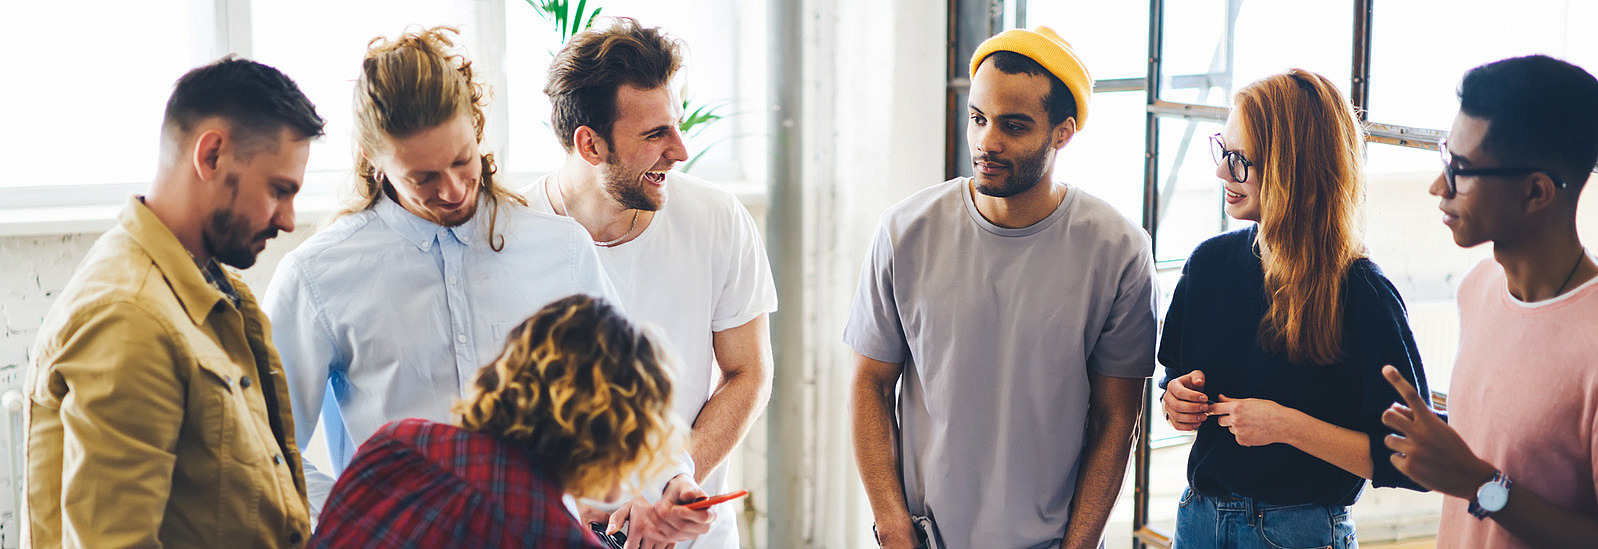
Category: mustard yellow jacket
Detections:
[{"x1": 25, "y1": 197, "x2": 312, "y2": 548}]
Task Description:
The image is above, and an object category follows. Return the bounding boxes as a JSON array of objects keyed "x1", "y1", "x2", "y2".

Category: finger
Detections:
[
  {"x1": 1181, "y1": 370, "x2": 1206, "y2": 389},
  {"x1": 1381, "y1": 406, "x2": 1415, "y2": 433},
  {"x1": 1384, "y1": 433, "x2": 1412, "y2": 454},
  {"x1": 1389, "y1": 452, "x2": 1409, "y2": 474},
  {"x1": 1165, "y1": 383, "x2": 1208, "y2": 405},
  {"x1": 1168, "y1": 411, "x2": 1208, "y2": 425},
  {"x1": 1216, "y1": 393, "x2": 1233, "y2": 403},
  {"x1": 1165, "y1": 399, "x2": 1210, "y2": 415},
  {"x1": 1382, "y1": 365, "x2": 1428, "y2": 411},
  {"x1": 1171, "y1": 420, "x2": 1205, "y2": 431},
  {"x1": 1206, "y1": 401, "x2": 1233, "y2": 416},
  {"x1": 1216, "y1": 415, "x2": 1233, "y2": 428},
  {"x1": 622, "y1": 531, "x2": 641, "y2": 549},
  {"x1": 607, "y1": 502, "x2": 633, "y2": 534}
]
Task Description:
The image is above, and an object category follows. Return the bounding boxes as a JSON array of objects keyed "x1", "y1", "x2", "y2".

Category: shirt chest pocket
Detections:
[{"x1": 193, "y1": 356, "x2": 274, "y2": 466}]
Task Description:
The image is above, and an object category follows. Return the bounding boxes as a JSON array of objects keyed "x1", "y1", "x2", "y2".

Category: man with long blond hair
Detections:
[
  {"x1": 262, "y1": 27, "x2": 621, "y2": 517},
  {"x1": 307, "y1": 295, "x2": 704, "y2": 548},
  {"x1": 1382, "y1": 54, "x2": 1598, "y2": 549},
  {"x1": 526, "y1": 17, "x2": 776, "y2": 549}
]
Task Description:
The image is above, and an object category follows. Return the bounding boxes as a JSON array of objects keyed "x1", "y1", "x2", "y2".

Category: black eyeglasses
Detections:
[
  {"x1": 1438, "y1": 137, "x2": 1567, "y2": 195},
  {"x1": 1210, "y1": 133, "x2": 1253, "y2": 183}
]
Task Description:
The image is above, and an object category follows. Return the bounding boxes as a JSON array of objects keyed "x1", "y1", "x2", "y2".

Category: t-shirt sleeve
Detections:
[
  {"x1": 1347, "y1": 266, "x2": 1430, "y2": 491},
  {"x1": 1087, "y1": 235, "x2": 1159, "y2": 379},
  {"x1": 711, "y1": 201, "x2": 779, "y2": 332},
  {"x1": 1157, "y1": 259, "x2": 1193, "y2": 391},
  {"x1": 842, "y1": 221, "x2": 909, "y2": 364}
]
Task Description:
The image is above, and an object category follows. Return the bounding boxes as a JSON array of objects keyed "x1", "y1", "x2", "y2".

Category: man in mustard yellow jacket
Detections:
[{"x1": 24, "y1": 56, "x2": 324, "y2": 548}]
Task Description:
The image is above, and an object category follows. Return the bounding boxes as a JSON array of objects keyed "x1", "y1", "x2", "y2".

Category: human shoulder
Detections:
[
  {"x1": 1342, "y1": 256, "x2": 1409, "y2": 315},
  {"x1": 874, "y1": 178, "x2": 968, "y2": 235},
  {"x1": 1061, "y1": 187, "x2": 1150, "y2": 251},
  {"x1": 283, "y1": 209, "x2": 381, "y2": 265},
  {"x1": 492, "y1": 200, "x2": 591, "y2": 252}
]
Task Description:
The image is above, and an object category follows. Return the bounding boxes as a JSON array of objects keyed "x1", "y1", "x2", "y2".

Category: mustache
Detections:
[
  {"x1": 255, "y1": 229, "x2": 279, "y2": 242},
  {"x1": 974, "y1": 154, "x2": 1012, "y2": 169}
]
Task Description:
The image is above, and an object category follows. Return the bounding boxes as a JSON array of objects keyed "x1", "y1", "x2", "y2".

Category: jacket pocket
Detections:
[{"x1": 194, "y1": 357, "x2": 266, "y2": 465}]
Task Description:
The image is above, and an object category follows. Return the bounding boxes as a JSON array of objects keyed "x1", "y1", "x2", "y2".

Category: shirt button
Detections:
[
  {"x1": 272, "y1": 453, "x2": 283, "y2": 465},
  {"x1": 457, "y1": 334, "x2": 468, "y2": 343},
  {"x1": 448, "y1": 275, "x2": 458, "y2": 285},
  {"x1": 240, "y1": 376, "x2": 252, "y2": 389}
]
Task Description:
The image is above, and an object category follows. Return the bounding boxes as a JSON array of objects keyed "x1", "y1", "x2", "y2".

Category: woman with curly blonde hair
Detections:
[{"x1": 309, "y1": 295, "x2": 708, "y2": 548}]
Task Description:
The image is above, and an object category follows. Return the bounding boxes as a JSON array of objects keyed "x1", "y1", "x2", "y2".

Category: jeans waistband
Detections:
[{"x1": 1200, "y1": 491, "x2": 1334, "y2": 512}]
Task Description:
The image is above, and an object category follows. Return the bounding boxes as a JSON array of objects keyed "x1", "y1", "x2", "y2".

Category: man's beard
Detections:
[
  {"x1": 973, "y1": 138, "x2": 1051, "y2": 198},
  {"x1": 603, "y1": 151, "x2": 664, "y2": 211},
  {"x1": 202, "y1": 174, "x2": 276, "y2": 269}
]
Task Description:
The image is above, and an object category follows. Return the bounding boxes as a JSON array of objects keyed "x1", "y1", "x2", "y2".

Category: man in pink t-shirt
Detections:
[{"x1": 1380, "y1": 54, "x2": 1598, "y2": 548}]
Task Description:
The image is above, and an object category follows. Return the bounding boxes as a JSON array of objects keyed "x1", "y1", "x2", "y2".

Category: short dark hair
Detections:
[
  {"x1": 544, "y1": 17, "x2": 682, "y2": 152},
  {"x1": 162, "y1": 55, "x2": 325, "y2": 156},
  {"x1": 1459, "y1": 55, "x2": 1598, "y2": 189},
  {"x1": 985, "y1": 51, "x2": 1076, "y2": 127}
]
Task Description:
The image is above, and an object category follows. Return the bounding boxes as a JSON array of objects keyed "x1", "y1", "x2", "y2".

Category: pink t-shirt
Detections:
[{"x1": 1438, "y1": 258, "x2": 1598, "y2": 548}]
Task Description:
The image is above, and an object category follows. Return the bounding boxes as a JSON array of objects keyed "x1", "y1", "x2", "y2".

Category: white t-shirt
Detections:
[
  {"x1": 844, "y1": 178, "x2": 1158, "y2": 549},
  {"x1": 525, "y1": 172, "x2": 778, "y2": 548}
]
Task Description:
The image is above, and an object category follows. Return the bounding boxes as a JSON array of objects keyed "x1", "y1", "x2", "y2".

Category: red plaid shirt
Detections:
[{"x1": 308, "y1": 418, "x2": 604, "y2": 548}]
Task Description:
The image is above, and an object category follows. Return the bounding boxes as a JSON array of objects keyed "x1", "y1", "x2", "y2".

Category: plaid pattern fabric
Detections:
[{"x1": 308, "y1": 418, "x2": 604, "y2": 549}]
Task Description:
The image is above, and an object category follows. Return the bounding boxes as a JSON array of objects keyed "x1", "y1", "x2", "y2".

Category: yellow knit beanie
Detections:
[{"x1": 969, "y1": 26, "x2": 1094, "y2": 128}]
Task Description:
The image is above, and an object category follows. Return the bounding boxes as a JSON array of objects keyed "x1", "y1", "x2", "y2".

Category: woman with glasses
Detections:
[
  {"x1": 1158, "y1": 69, "x2": 1430, "y2": 548},
  {"x1": 308, "y1": 295, "x2": 705, "y2": 548}
]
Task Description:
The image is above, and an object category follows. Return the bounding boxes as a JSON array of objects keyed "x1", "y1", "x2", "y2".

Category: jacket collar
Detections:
[{"x1": 120, "y1": 196, "x2": 229, "y2": 327}]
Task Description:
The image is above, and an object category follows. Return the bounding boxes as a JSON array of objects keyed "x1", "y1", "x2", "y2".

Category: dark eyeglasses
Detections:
[
  {"x1": 1210, "y1": 133, "x2": 1253, "y2": 183},
  {"x1": 1438, "y1": 137, "x2": 1567, "y2": 195}
]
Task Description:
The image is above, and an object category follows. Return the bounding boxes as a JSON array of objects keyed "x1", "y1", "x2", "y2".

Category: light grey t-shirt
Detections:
[{"x1": 843, "y1": 177, "x2": 1157, "y2": 549}]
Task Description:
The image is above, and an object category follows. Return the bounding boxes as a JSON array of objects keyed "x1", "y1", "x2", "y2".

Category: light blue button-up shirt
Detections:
[{"x1": 262, "y1": 196, "x2": 616, "y2": 511}]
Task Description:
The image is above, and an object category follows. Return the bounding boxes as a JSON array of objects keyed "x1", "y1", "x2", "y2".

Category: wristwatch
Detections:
[{"x1": 1468, "y1": 470, "x2": 1512, "y2": 520}]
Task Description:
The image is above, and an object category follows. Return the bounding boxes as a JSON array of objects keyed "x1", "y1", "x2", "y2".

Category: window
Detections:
[
  {"x1": 0, "y1": 0, "x2": 764, "y2": 218},
  {"x1": 0, "y1": 1, "x2": 201, "y2": 190}
]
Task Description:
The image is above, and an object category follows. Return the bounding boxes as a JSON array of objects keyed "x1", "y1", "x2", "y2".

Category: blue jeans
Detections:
[{"x1": 1174, "y1": 487, "x2": 1357, "y2": 549}]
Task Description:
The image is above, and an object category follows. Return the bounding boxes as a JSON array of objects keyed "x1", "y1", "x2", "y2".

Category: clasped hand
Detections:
[{"x1": 1162, "y1": 369, "x2": 1296, "y2": 446}]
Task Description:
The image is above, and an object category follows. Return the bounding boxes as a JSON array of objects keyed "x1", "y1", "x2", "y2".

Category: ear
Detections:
[
  {"x1": 573, "y1": 126, "x2": 608, "y2": 167},
  {"x1": 1052, "y1": 117, "x2": 1078, "y2": 151},
  {"x1": 1522, "y1": 172, "x2": 1560, "y2": 214},
  {"x1": 191, "y1": 129, "x2": 226, "y2": 182}
]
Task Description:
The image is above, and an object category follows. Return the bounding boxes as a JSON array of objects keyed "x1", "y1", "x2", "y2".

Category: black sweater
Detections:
[{"x1": 1158, "y1": 227, "x2": 1429, "y2": 506}]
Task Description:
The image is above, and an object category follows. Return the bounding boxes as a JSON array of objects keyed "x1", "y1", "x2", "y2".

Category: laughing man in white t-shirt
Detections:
[{"x1": 524, "y1": 17, "x2": 778, "y2": 549}]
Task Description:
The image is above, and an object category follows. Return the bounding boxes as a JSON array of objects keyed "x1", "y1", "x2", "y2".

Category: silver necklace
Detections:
[{"x1": 553, "y1": 176, "x2": 638, "y2": 247}]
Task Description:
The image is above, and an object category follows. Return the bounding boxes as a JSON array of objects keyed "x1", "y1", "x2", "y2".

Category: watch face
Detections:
[{"x1": 1478, "y1": 481, "x2": 1510, "y2": 512}]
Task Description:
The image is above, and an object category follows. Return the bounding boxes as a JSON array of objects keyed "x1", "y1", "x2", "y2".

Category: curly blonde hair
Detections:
[
  {"x1": 454, "y1": 294, "x2": 684, "y2": 500},
  {"x1": 346, "y1": 26, "x2": 525, "y2": 250}
]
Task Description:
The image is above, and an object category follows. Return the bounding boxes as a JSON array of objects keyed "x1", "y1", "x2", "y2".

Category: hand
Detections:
[
  {"x1": 873, "y1": 516, "x2": 919, "y2": 549},
  {"x1": 1161, "y1": 370, "x2": 1209, "y2": 431},
  {"x1": 610, "y1": 474, "x2": 715, "y2": 549},
  {"x1": 577, "y1": 502, "x2": 611, "y2": 529},
  {"x1": 1380, "y1": 365, "x2": 1497, "y2": 499},
  {"x1": 1207, "y1": 394, "x2": 1296, "y2": 447}
]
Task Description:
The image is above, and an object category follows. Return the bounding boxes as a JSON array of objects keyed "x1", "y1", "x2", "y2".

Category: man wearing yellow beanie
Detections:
[{"x1": 847, "y1": 26, "x2": 1155, "y2": 549}]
